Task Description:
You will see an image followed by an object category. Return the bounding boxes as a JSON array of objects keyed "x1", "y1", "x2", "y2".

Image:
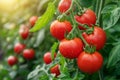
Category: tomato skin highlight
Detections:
[
  {"x1": 7, "y1": 56, "x2": 18, "y2": 66},
  {"x1": 75, "y1": 9, "x2": 96, "y2": 30},
  {"x1": 50, "y1": 20, "x2": 72, "y2": 40},
  {"x1": 29, "y1": 16, "x2": 38, "y2": 27},
  {"x1": 23, "y1": 49, "x2": 35, "y2": 60},
  {"x1": 82, "y1": 27, "x2": 106, "y2": 50},
  {"x1": 77, "y1": 51, "x2": 103, "y2": 74},
  {"x1": 50, "y1": 64, "x2": 60, "y2": 77},
  {"x1": 58, "y1": 0, "x2": 71, "y2": 13},
  {"x1": 43, "y1": 52, "x2": 56, "y2": 64},
  {"x1": 14, "y1": 43, "x2": 25, "y2": 54},
  {"x1": 59, "y1": 38, "x2": 83, "y2": 59}
]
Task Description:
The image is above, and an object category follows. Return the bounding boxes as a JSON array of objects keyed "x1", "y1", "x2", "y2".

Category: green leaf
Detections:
[
  {"x1": 79, "y1": 0, "x2": 94, "y2": 7},
  {"x1": 104, "y1": 76, "x2": 117, "y2": 80},
  {"x1": 51, "y1": 42, "x2": 58, "y2": 60},
  {"x1": 113, "y1": 62, "x2": 120, "y2": 76},
  {"x1": 107, "y1": 44, "x2": 120, "y2": 68},
  {"x1": 27, "y1": 65, "x2": 41, "y2": 79},
  {"x1": 34, "y1": 29, "x2": 45, "y2": 47},
  {"x1": 59, "y1": 55, "x2": 67, "y2": 71},
  {"x1": 103, "y1": 7, "x2": 120, "y2": 30},
  {"x1": 38, "y1": 73, "x2": 49, "y2": 80},
  {"x1": 30, "y1": 2, "x2": 56, "y2": 32},
  {"x1": 102, "y1": 4, "x2": 117, "y2": 14}
]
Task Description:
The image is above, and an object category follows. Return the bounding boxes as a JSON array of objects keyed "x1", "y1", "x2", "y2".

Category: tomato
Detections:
[
  {"x1": 50, "y1": 20, "x2": 72, "y2": 40},
  {"x1": 82, "y1": 27, "x2": 106, "y2": 50},
  {"x1": 75, "y1": 9, "x2": 96, "y2": 30},
  {"x1": 58, "y1": 0, "x2": 71, "y2": 13},
  {"x1": 29, "y1": 16, "x2": 38, "y2": 27},
  {"x1": 50, "y1": 64, "x2": 60, "y2": 77},
  {"x1": 23, "y1": 49, "x2": 35, "y2": 60},
  {"x1": 19, "y1": 25, "x2": 29, "y2": 39},
  {"x1": 59, "y1": 38, "x2": 83, "y2": 59},
  {"x1": 7, "y1": 56, "x2": 18, "y2": 66},
  {"x1": 43, "y1": 52, "x2": 56, "y2": 64},
  {"x1": 77, "y1": 51, "x2": 103, "y2": 74},
  {"x1": 14, "y1": 43, "x2": 25, "y2": 54}
]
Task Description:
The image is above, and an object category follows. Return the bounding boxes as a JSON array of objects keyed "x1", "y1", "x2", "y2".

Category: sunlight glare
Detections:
[{"x1": 0, "y1": 0, "x2": 17, "y2": 12}]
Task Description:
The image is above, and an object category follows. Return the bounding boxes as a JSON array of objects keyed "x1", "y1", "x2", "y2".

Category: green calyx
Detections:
[
  {"x1": 57, "y1": 15, "x2": 66, "y2": 22},
  {"x1": 84, "y1": 45, "x2": 96, "y2": 54},
  {"x1": 66, "y1": 25, "x2": 78, "y2": 40},
  {"x1": 85, "y1": 26, "x2": 94, "y2": 35},
  {"x1": 77, "y1": 8, "x2": 86, "y2": 16}
]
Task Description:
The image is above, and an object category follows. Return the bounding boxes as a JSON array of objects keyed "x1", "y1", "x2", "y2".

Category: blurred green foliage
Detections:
[{"x1": 0, "y1": 0, "x2": 56, "y2": 80}]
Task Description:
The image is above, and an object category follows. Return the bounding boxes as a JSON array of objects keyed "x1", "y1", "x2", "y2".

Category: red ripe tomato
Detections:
[
  {"x1": 50, "y1": 64, "x2": 60, "y2": 77},
  {"x1": 50, "y1": 20, "x2": 72, "y2": 40},
  {"x1": 29, "y1": 16, "x2": 38, "y2": 27},
  {"x1": 43, "y1": 52, "x2": 56, "y2": 64},
  {"x1": 77, "y1": 51, "x2": 103, "y2": 74},
  {"x1": 58, "y1": 0, "x2": 71, "y2": 13},
  {"x1": 14, "y1": 43, "x2": 25, "y2": 54},
  {"x1": 19, "y1": 25, "x2": 29, "y2": 39},
  {"x1": 59, "y1": 38, "x2": 83, "y2": 59},
  {"x1": 75, "y1": 9, "x2": 96, "y2": 30},
  {"x1": 7, "y1": 56, "x2": 18, "y2": 66},
  {"x1": 23, "y1": 49, "x2": 35, "y2": 60},
  {"x1": 82, "y1": 27, "x2": 106, "y2": 50}
]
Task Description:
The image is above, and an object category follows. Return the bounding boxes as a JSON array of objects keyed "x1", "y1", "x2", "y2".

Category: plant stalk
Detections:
[
  {"x1": 99, "y1": 71, "x2": 103, "y2": 80},
  {"x1": 96, "y1": 0, "x2": 104, "y2": 27}
]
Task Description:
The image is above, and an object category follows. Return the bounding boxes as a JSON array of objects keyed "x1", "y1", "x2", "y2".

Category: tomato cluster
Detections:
[
  {"x1": 7, "y1": 16, "x2": 38, "y2": 66},
  {"x1": 45, "y1": 0, "x2": 107, "y2": 76}
]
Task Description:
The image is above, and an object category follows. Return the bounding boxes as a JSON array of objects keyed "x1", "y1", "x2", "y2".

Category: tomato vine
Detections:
[{"x1": 1, "y1": 0, "x2": 120, "y2": 80}]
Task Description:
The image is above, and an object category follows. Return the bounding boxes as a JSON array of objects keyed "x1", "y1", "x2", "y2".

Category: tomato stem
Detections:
[
  {"x1": 95, "y1": 0, "x2": 99, "y2": 18},
  {"x1": 96, "y1": 0, "x2": 104, "y2": 26},
  {"x1": 66, "y1": 10, "x2": 77, "y2": 39},
  {"x1": 79, "y1": 32, "x2": 89, "y2": 46},
  {"x1": 98, "y1": 71, "x2": 103, "y2": 80},
  {"x1": 77, "y1": 29, "x2": 97, "y2": 53},
  {"x1": 73, "y1": 68, "x2": 79, "y2": 80},
  {"x1": 67, "y1": 9, "x2": 90, "y2": 47},
  {"x1": 74, "y1": 0, "x2": 83, "y2": 11}
]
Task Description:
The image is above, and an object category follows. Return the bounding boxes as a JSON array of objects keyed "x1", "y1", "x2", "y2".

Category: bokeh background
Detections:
[{"x1": 0, "y1": 0, "x2": 55, "y2": 80}]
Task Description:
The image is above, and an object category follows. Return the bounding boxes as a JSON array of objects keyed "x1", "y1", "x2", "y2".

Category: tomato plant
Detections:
[
  {"x1": 14, "y1": 43, "x2": 26, "y2": 54},
  {"x1": 75, "y1": 9, "x2": 96, "y2": 30},
  {"x1": 58, "y1": 0, "x2": 71, "y2": 13},
  {"x1": 1, "y1": 0, "x2": 120, "y2": 80},
  {"x1": 50, "y1": 20, "x2": 72, "y2": 40},
  {"x1": 7, "y1": 56, "x2": 18, "y2": 66},
  {"x1": 29, "y1": 16, "x2": 38, "y2": 27},
  {"x1": 27, "y1": 0, "x2": 120, "y2": 79},
  {"x1": 19, "y1": 24, "x2": 29, "y2": 39},
  {"x1": 77, "y1": 51, "x2": 103, "y2": 74},
  {"x1": 82, "y1": 27, "x2": 106, "y2": 50},
  {"x1": 50, "y1": 64, "x2": 60, "y2": 77},
  {"x1": 59, "y1": 38, "x2": 83, "y2": 59},
  {"x1": 43, "y1": 52, "x2": 56, "y2": 64},
  {"x1": 23, "y1": 49, "x2": 35, "y2": 60}
]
